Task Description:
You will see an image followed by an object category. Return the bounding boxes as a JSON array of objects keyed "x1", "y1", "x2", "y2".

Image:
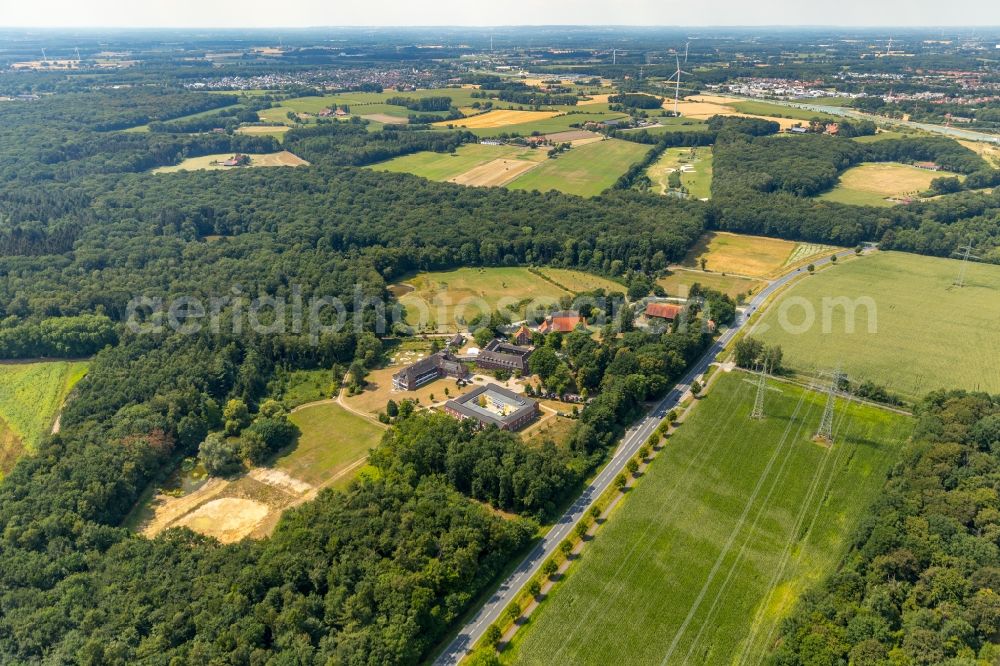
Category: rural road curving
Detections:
[{"x1": 433, "y1": 247, "x2": 862, "y2": 665}]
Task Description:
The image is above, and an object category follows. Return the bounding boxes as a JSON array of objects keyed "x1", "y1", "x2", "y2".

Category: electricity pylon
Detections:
[
  {"x1": 816, "y1": 369, "x2": 846, "y2": 444},
  {"x1": 750, "y1": 362, "x2": 768, "y2": 420},
  {"x1": 951, "y1": 242, "x2": 982, "y2": 288}
]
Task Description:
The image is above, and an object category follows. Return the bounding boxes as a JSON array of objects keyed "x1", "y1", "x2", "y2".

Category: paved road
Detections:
[{"x1": 434, "y1": 249, "x2": 858, "y2": 665}]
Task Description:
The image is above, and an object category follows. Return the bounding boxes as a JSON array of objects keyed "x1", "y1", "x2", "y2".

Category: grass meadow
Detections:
[
  {"x1": 503, "y1": 371, "x2": 910, "y2": 665},
  {"x1": 658, "y1": 269, "x2": 765, "y2": 300},
  {"x1": 277, "y1": 402, "x2": 385, "y2": 488},
  {"x1": 506, "y1": 138, "x2": 650, "y2": 197},
  {"x1": 153, "y1": 151, "x2": 307, "y2": 173},
  {"x1": 755, "y1": 251, "x2": 1000, "y2": 399},
  {"x1": 818, "y1": 162, "x2": 960, "y2": 206},
  {"x1": 394, "y1": 266, "x2": 619, "y2": 331},
  {"x1": 369, "y1": 144, "x2": 545, "y2": 183},
  {"x1": 0, "y1": 361, "x2": 88, "y2": 475}
]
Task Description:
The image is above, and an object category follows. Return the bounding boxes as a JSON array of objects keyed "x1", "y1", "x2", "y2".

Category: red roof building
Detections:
[
  {"x1": 512, "y1": 324, "x2": 533, "y2": 345},
  {"x1": 645, "y1": 302, "x2": 683, "y2": 321},
  {"x1": 539, "y1": 311, "x2": 585, "y2": 334}
]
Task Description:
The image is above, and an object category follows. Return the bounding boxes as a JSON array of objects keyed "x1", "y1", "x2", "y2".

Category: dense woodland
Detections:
[{"x1": 772, "y1": 391, "x2": 1000, "y2": 665}]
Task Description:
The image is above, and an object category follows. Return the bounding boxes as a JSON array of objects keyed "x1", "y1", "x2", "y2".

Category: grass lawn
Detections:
[
  {"x1": 755, "y1": 251, "x2": 1000, "y2": 400},
  {"x1": 270, "y1": 368, "x2": 336, "y2": 410},
  {"x1": 369, "y1": 144, "x2": 545, "y2": 183},
  {"x1": 152, "y1": 151, "x2": 307, "y2": 173},
  {"x1": 343, "y1": 366, "x2": 464, "y2": 418},
  {"x1": 818, "y1": 162, "x2": 961, "y2": 206},
  {"x1": 507, "y1": 138, "x2": 650, "y2": 197},
  {"x1": 658, "y1": 269, "x2": 765, "y2": 300},
  {"x1": 393, "y1": 266, "x2": 615, "y2": 332},
  {"x1": 276, "y1": 402, "x2": 385, "y2": 487},
  {"x1": 624, "y1": 118, "x2": 710, "y2": 134},
  {"x1": 852, "y1": 130, "x2": 907, "y2": 143},
  {"x1": 534, "y1": 267, "x2": 623, "y2": 294},
  {"x1": 0, "y1": 360, "x2": 88, "y2": 474},
  {"x1": 645, "y1": 146, "x2": 713, "y2": 199},
  {"x1": 503, "y1": 372, "x2": 910, "y2": 665},
  {"x1": 681, "y1": 231, "x2": 837, "y2": 278}
]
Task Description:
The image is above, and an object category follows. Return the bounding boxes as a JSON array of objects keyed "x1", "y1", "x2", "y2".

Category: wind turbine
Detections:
[
  {"x1": 666, "y1": 55, "x2": 691, "y2": 117},
  {"x1": 684, "y1": 41, "x2": 690, "y2": 63}
]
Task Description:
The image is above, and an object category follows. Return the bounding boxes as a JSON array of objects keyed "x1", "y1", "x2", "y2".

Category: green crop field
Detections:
[
  {"x1": 755, "y1": 251, "x2": 1000, "y2": 399},
  {"x1": 369, "y1": 143, "x2": 545, "y2": 182},
  {"x1": 0, "y1": 361, "x2": 89, "y2": 474},
  {"x1": 393, "y1": 266, "x2": 619, "y2": 332},
  {"x1": 276, "y1": 402, "x2": 385, "y2": 487},
  {"x1": 503, "y1": 371, "x2": 910, "y2": 665},
  {"x1": 645, "y1": 146, "x2": 713, "y2": 199},
  {"x1": 506, "y1": 138, "x2": 650, "y2": 197}
]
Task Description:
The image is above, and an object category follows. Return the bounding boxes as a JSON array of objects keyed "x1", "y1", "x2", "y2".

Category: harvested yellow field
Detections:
[
  {"x1": 682, "y1": 231, "x2": 836, "y2": 278},
  {"x1": 578, "y1": 94, "x2": 611, "y2": 105},
  {"x1": 450, "y1": 158, "x2": 540, "y2": 187},
  {"x1": 959, "y1": 140, "x2": 1000, "y2": 168},
  {"x1": 836, "y1": 162, "x2": 950, "y2": 197},
  {"x1": 153, "y1": 151, "x2": 308, "y2": 173},
  {"x1": 438, "y1": 109, "x2": 561, "y2": 129},
  {"x1": 236, "y1": 124, "x2": 290, "y2": 135},
  {"x1": 665, "y1": 95, "x2": 807, "y2": 130}
]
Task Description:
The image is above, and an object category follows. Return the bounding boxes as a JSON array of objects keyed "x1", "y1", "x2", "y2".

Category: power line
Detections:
[
  {"x1": 750, "y1": 362, "x2": 767, "y2": 420},
  {"x1": 815, "y1": 368, "x2": 846, "y2": 444}
]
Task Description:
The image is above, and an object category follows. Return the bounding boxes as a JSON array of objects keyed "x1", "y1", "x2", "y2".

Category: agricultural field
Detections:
[
  {"x1": 503, "y1": 371, "x2": 911, "y2": 666},
  {"x1": 152, "y1": 151, "x2": 308, "y2": 173},
  {"x1": 393, "y1": 266, "x2": 617, "y2": 332},
  {"x1": 681, "y1": 231, "x2": 837, "y2": 278},
  {"x1": 506, "y1": 138, "x2": 650, "y2": 197},
  {"x1": 624, "y1": 117, "x2": 710, "y2": 134},
  {"x1": 658, "y1": 269, "x2": 764, "y2": 300},
  {"x1": 852, "y1": 129, "x2": 907, "y2": 143},
  {"x1": 645, "y1": 146, "x2": 713, "y2": 199},
  {"x1": 818, "y1": 162, "x2": 961, "y2": 206},
  {"x1": 369, "y1": 143, "x2": 546, "y2": 185},
  {"x1": 959, "y1": 139, "x2": 1000, "y2": 168},
  {"x1": 437, "y1": 109, "x2": 561, "y2": 129},
  {"x1": 667, "y1": 95, "x2": 818, "y2": 130},
  {"x1": 755, "y1": 251, "x2": 1000, "y2": 399},
  {"x1": 729, "y1": 99, "x2": 841, "y2": 123},
  {"x1": 0, "y1": 361, "x2": 89, "y2": 475},
  {"x1": 235, "y1": 125, "x2": 290, "y2": 140},
  {"x1": 133, "y1": 401, "x2": 383, "y2": 543},
  {"x1": 469, "y1": 112, "x2": 628, "y2": 138},
  {"x1": 534, "y1": 267, "x2": 624, "y2": 294}
]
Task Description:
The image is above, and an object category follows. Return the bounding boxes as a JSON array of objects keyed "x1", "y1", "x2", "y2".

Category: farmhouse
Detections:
[
  {"x1": 645, "y1": 302, "x2": 683, "y2": 322},
  {"x1": 914, "y1": 161, "x2": 942, "y2": 171},
  {"x1": 444, "y1": 383, "x2": 539, "y2": 431},
  {"x1": 476, "y1": 339, "x2": 533, "y2": 374},
  {"x1": 538, "y1": 311, "x2": 586, "y2": 334},
  {"x1": 392, "y1": 351, "x2": 467, "y2": 391},
  {"x1": 512, "y1": 324, "x2": 533, "y2": 345}
]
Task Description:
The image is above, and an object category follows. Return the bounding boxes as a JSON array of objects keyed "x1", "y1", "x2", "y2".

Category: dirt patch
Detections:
[
  {"x1": 248, "y1": 467, "x2": 313, "y2": 494},
  {"x1": 450, "y1": 158, "x2": 540, "y2": 187},
  {"x1": 252, "y1": 151, "x2": 309, "y2": 167},
  {"x1": 543, "y1": 129, "x2": 600, "y2": 143},
  {"x1": 175, "y1": 498, "x2": 270, "y2": 543},
  {"x1": 362, "y1": 113, "x2": 409, "y2": 125}
]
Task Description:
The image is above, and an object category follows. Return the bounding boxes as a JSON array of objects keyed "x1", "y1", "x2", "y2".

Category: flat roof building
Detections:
[
  {"x1": 444, "y1": 383, "x2": 539, "y2": 431},
  {"x1": 392, "y1": 351, "x2": 467, "y2": 391}
]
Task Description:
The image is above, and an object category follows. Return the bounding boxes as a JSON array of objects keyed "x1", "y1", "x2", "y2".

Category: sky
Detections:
[{"x1": 1, "y1": 0, "x2": 998, "y2": 28}]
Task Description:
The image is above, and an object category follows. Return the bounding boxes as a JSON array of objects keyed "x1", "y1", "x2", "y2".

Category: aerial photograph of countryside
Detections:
[{"x1": 0, "y1": 1, "x2": 999, "y2": 664}]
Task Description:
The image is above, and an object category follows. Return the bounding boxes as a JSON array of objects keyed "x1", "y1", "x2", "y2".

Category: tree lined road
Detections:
[{"x1": 434, "y1": 249, "x2": 859, "y2": 665}]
